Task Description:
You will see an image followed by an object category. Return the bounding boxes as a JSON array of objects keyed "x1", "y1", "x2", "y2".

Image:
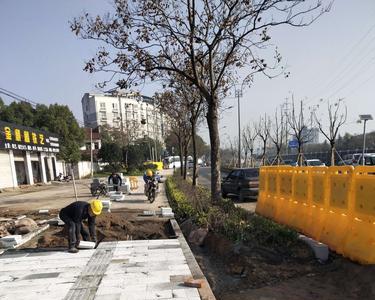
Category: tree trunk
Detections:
[
  {"x1": 262, "y1": 140, "x2": 267, "y2": 165},
  {"x1": 177, "y1": 135, "x2": 183, "y2": 176},
  {"x1": 331, "y1": 142, "x2": 335, "y2": 166},
  {"x1": 250, "y1": 149, "x2": 254, "y2": 167},
  {"x1": 244, "y1": 150, "x2": 248, "y2": 167},
  {"x1": 183, "y1": 142, "x2": 188, "y2": 180},
  {"x1": 298, "y1": 143, "x2": 303, "y2": 166},
  {"x1": 191, "y1": 123, "x2": 198, "y2": 186},
  {"x1": 206, "y1": 97, "x2": 221, "y2": 202}
]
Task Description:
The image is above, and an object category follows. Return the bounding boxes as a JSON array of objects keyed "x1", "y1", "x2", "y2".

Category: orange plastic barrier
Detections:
[
  {"x1": 304, "y1": 167, "x2": 329, "y2": 240},
  {"x1": 343, "y1": 166, "x2": 375, "y2": 264},
  {"x1": 290, "y1": 167, "x2": 311, "y2": 231},
  {"x1": 256, "y1": 167, "x2": 269, "y2": 217},
  {"x1": 256, "y1": 165, "x2": 375, "y2": 264},
  {"x1": 319, "y1": 166, "x2": 354, "y2": 254},
  {"x1": 274, "y1": 166, "x2": 294, "y2": 225}
]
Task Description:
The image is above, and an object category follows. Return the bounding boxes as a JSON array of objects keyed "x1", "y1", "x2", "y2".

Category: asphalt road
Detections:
[{"x1": 197, "y1": 167, "x2": 257, "y2": 213}]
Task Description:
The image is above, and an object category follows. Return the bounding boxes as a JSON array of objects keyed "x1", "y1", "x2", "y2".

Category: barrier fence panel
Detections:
[
  {"x1": 291, "y1": 167, "x2": 311, "y2": 232},
  {"x1": 274, "y1": 166, "x2": 294, "y2": 225},
  {"x1": 256, "y1": 167, "x2": 269, "y2": 217},
  {"x1": 304, "y1": 167, "x2": 329, "y2": 240},
  {"x1": 343, "y1": 166, "x2": 375, "y2": 264},
  {"x1": 319, "y1": 166, "x2": 354, "y2": 254}
]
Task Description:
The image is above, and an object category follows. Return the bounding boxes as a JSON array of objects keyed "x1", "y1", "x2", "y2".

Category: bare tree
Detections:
[
  {"x1": 256, "y1": 115, "x2": 271, "y2": 166},
  {"x1": 155, "y1": 91, "x2": 191, "y2": 178},
  {"x1": 314, "y1": 99, "x2": 347, "y2": 166},
  {"x1": 72, "y1": 0, "x2": 330, "y2": 201},
  {"x1": 242, "y1": 124, "x2": 258, "y2": 167},
  {"x1": 270, "y1": 108, "x2": 285, "y2": 165},
  {"x1": 288, "y1": 97, "x2": 311, "y2": 166}
]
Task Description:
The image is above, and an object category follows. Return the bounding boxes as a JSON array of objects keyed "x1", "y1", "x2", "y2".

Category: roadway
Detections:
[{"x1": 197, "y1": 167, "x2": 257, "y2": 213}]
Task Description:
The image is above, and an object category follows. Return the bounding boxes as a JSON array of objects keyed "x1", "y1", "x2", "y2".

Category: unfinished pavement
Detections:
[
  {"x1": 0, "y1": 239, "x2": 203, "y2": 300},
  {"x1": 0, "y1": 169, "x2": 215, "y2": 299}
]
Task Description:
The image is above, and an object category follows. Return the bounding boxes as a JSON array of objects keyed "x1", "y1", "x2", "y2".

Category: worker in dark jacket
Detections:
[
  {"x1": 108, "y1": 172, "x2": 122, "y2": 191},
  {"x1": 59, "y1": 200, "x2": 103, "y2": 253}
]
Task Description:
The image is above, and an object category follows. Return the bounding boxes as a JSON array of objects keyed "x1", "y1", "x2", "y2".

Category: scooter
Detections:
[
  {"x1": 146, "y1": 178, "x2": 158, "y2": 203},
  {"x1": 55, "y1": 173, "x2": 71, "y2": 182}
]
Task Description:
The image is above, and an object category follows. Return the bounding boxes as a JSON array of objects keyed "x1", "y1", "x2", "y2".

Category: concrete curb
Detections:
[{"x1": 170, "y1": 219, "x2": 216, "y2": 300}]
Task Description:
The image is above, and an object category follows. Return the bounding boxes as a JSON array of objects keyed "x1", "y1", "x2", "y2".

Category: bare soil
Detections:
[
  {"x1": 0, "y1": 208, "x2": 171, "y2": 249},
  {"x1": 189, "y1": 232, "x2": 375, "y2": 300}
]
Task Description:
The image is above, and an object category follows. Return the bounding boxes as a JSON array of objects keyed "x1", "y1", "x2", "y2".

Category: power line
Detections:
[{"x1": 0, "y1": 87, "x2": 86, "y2": 127}]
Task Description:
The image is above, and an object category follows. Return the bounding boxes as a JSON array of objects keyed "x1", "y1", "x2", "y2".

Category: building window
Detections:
[
  {"x1": 100, "y1": 102, "x2": 106, "y2": 109},
  {"x1": 112, "y1": 103, "x2": 118, "y2": 110}
]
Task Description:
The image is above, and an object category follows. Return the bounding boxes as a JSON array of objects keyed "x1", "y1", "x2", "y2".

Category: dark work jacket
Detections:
[
  {"x1": 108, "y1": 174, "x2": 122, "y2": 185},
  {"x1": 60, "y1": 201, "x2": 96, "y2": 239}
]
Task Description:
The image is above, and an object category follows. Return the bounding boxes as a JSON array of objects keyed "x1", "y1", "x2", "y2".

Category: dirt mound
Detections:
[{"x1": 34, "y1": 211, "x2": 170, "y2": 248}]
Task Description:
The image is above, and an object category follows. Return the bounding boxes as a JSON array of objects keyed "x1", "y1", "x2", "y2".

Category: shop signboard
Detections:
[{"x1": 0, "y1": 121, "x2": 60, "y2": 153}]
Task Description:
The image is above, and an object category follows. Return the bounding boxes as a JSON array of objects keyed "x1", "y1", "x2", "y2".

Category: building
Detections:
[
  {"x1": 82, "y1": 90, "x2": 169, "y2": 142},
  {"x1": 0, "y1": 121, "x2": 62, "y2": 189}
]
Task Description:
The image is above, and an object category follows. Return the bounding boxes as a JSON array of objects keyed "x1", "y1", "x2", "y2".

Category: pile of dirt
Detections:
[
  {"x1": 188, "y1": 231, "x2": 375, "y2": 300},
  {"x1": 35, "y1": 211, "x2": 170, "y2": 248}
]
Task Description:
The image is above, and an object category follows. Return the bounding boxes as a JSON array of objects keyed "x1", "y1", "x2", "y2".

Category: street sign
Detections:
[{"x1": 288, "y1": 139, "x2": 299, "y2": 149}]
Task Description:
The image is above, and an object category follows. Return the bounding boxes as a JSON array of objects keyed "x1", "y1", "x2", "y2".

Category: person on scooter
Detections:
[
  {"x1": 59, "y1": 200, "x2": 103, "y2": 253},
  {"x1": 108, "y1": 172, "x2": 122, "y2": 191},
  {"x1": 143, "y1": 169, "x2": 154, "y2": 195}
]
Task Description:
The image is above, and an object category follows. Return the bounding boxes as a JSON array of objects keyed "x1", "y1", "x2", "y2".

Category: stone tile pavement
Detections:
[{"x1": 0, "y1": 239, "x2": 202, "y2": 300}]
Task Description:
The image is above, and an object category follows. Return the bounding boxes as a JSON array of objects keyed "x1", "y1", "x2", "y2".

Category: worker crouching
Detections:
[{"x1": 59, "y1": 200, "x2": 103, "y2": 253}]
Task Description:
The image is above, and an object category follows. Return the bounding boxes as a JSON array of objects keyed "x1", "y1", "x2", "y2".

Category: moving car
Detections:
[{"x1": 221, "y1": 168, "x2": 259, "y2": 201}]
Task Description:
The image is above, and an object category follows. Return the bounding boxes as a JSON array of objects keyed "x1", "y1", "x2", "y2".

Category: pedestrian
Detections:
[
  {"x1": 108, "y1": 172, "x2": 122, "y2": 191},
  {"x1": 59, "y1": 200, "x2": 103, "y2": 253}
]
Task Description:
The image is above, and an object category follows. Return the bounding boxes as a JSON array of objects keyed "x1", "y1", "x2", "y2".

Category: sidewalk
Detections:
[
  {"x1": 0, "y1": 240, "x2": 201, "y2": 300},
  {"x1": 0, "y1": 169, "x2": 215, "y2": 300}
]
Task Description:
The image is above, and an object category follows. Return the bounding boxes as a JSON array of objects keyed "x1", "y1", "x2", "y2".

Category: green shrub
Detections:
[{"x1": 166, "y1": 174, "x2": 300, "y2": 252}]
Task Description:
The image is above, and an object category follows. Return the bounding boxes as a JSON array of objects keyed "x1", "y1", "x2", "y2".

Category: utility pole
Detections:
[
  {"x1": 90, "y1": 127, "x2": 93, "y2": 179},
  {"x1": 235, "y1": 89, "x2": 243, "y2": 168}
]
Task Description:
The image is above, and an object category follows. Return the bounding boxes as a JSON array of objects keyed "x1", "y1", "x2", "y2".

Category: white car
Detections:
[{"x1": 304, "y1": 159, "x2": 326, "y2": 166}]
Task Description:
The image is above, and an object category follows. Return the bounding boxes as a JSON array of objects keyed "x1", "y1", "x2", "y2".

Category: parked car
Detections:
[
  {"x1": 304, "y1": 159, "x2": 325, "y2": 166},
  {"x1": 337, "y1": 153, "x2": 375, "y2": 166},
  {"x1": 221, "y1": 168, "x2": 259, "y2": 201}
]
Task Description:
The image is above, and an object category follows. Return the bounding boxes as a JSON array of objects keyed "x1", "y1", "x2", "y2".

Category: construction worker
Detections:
[
  {"x1": 59, "y1": 200, "x2": 103, "y2": 253},
  {"x1": 108, "y1": 172, "x2": 122, "y2": 191}
]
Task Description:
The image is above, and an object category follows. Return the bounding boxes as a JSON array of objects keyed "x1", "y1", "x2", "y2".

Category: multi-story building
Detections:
[{"x1": 82, "y1": 90, "x2": 168, "y2": 142}]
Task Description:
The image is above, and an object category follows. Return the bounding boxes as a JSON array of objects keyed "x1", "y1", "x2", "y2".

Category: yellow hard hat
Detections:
[
  {"x1": 90, "y1": 199, "x2": 103, "y2": 216},
  {"x1": 146, "y1": 169, "x2": 153, "y2": 177}
]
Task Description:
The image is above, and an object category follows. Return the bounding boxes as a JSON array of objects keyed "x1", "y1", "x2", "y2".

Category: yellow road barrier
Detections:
[{"x1": 255, "y1": 165, "x2": 375, "y2": 264}]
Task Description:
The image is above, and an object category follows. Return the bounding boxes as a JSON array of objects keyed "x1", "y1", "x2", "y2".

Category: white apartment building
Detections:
[{"x1": 82, "y1": 91, "x2": 168, "y2": 142}]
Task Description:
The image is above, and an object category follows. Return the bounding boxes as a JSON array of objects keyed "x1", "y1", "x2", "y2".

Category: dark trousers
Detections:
[{"x1": 59, "y1": 211, "x2": 90, "y2": 248}]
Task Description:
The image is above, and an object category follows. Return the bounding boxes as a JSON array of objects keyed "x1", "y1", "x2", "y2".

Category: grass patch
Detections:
[{"x1": 166, "y1": 174, "x2": 299, "y2": 253}]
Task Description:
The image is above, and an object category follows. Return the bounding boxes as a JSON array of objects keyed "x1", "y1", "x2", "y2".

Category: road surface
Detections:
[{"x1": 197, "y1": 167, "x2": 257, "y2": 213}]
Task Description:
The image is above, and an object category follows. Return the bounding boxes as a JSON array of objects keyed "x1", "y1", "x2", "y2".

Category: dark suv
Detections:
[{"x1": 221, "y1": 168, "x2": 259, "y2": 201}]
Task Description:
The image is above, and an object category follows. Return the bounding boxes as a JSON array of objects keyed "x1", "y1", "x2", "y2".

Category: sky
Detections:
[{"x1": 1, "y1": 0, "x2": 375, "y2": 147}]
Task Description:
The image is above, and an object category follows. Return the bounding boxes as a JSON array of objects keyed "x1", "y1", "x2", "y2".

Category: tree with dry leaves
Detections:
[
  {"x1": 256, "y1": 114, "x2": 271, "y2": 166},
  {"x1": 270, "y1": 108, "x2": 285, "y2": 165},
  {"x1": 71, "y1": 0, "x2": 330, "y2": 201},
  {"x1": 314, "y1": 99, "x2": 347, "y2": 166},
  {"x1": 288, "y1": 98, "x2": 311, "y2": 166},
  {"x1": 242, "y1": 124, "x2": 258, "y2": 167}
]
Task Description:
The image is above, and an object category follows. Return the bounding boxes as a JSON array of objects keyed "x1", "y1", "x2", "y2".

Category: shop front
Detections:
[{"x1": 0, "y1": 121, "x2": 60, "y2": 189}]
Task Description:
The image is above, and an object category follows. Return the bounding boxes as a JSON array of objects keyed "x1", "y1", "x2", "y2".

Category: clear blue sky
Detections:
[{"x1": 1, "y1": 0, "x2": 375, "y2": 145}]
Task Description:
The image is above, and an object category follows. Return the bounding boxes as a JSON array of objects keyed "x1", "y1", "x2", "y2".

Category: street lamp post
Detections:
[
  {"x1": 235, "y1": 89, "x2": 243, "y2": 168},
  {"x1": 359, "y1": 114, "x2": 373, "y2": 166}
]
